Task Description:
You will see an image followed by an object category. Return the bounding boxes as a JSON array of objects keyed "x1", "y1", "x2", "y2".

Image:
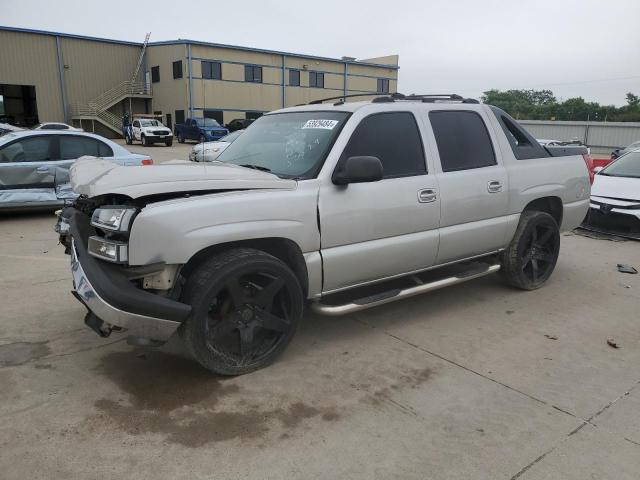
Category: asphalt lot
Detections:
[{"x1": 0, "y1": 142, "x2": 639, "y2": 479}]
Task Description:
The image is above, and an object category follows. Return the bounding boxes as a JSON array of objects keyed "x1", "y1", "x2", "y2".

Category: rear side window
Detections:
[
  {"x1": 489, "y1": 106, "x2": 549, "y2": 160},
  {"x1": 429, "y1": 111, "x2": 496, "y2": 172},
  {"x1": 341, "y1": 112, "x2": 426, "y2": 178},
  {"x1": 59, "y1": 136, "x2": 101, "y2": 159},
  {"x1": 97, "y1": 141, "x2": 113, "y2": 157}
]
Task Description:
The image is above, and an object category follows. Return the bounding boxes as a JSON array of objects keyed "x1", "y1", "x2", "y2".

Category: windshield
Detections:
[
  {"x1": 601, "y1": 151, "x2": 640, "y2": 178},
  {"x1": 219, "y1": 130, "x2": 243, "y2": 143},
  {"x1": 196, "y1": 118, "x2": 221, "y2": 128},
  {"x1": 217, "y1": 111, "x2": 349, "y2": 179},
  {"x1": 140, "y1": 120, "x2": 161, "y2": 127}
]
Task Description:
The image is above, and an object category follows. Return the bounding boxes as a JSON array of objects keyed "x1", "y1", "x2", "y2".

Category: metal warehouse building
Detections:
[{"x1": 0, "y1": 26, "x2": 399, "y2": 137}]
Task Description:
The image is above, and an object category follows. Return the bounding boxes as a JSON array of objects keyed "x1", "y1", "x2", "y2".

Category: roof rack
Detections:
[{"x1": 307, "y1": 92, "x2": 479, "y2": 106}]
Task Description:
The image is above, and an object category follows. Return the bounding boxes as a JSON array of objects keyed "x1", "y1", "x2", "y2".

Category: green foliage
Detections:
[{"x1": 481, "y1": 89, "x2": 640, "y2": 122}]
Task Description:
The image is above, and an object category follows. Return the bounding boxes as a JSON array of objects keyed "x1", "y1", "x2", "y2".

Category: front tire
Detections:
[
  {"x1": 199, "y1": 134, "x2": 206, "y2": 143},
  {"x1": 165, "y1": 138, "x2": 173, "y2": 147},
  {"x1": 180, "y1": 248, "x2": 303, "y2": 375},
  {"x1": 141, "y1": 134, "x2": 149, "y2": 146},
  {"x1": 501, "y1": 211, "x2": 560, "y2": 290}
]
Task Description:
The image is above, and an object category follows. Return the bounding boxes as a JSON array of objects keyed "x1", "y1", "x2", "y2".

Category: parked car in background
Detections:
[
  {"x1": 125, "y1": 118, "x2": 173, "y2": 146},
  {"x1": 0, "y1": 130, "x2": 152, "y2": 210},
  {"x1": 611, "y1": 140, "x2": 640, "y2": 160},
  {"x1": 0, "y1": 123, "x2": 24, "y2": 136},
  {"x1": 34, "y1": 122, "x2": 82, "y2": 131},
  {"x1": 584, "y1": 150, "x2": 640, "y2": 239},
  {"x1": 536, "y1": 138, "x2": 562, "y2": 147},
  {"x1": 226, "y1": 118, "x2": 255, "y2": 132},
  {"x1": 189, "y1": 129, "x2": 244, "y2": 162},
  {"x1": 57, "y1": 95, "x2": 590, "y2": 375},
  {"x1": 174, "y1": 117, "x2": 228, "y2": 143}
]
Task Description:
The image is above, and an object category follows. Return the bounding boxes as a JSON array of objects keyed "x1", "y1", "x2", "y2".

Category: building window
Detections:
[
  {"x1": 202, "y1": 61, "x2": 221, "y2": 80},
  {"x1": 244, "y1": 65, "x2": 263, "y2": 83},
  {"x1": 175, "y1": 110, "x2": 185, "y2": 126},
  {"x1": 203, "y1": 110, "x2": 224, "y2": 125},
  {"x1": 172, "y1": 61, "x2": 183, "y2": 79},
  {"x1": 377, "y1": 78, "x2": 390, "y2": 93},
  {"x1": 151, "y1": 66, "x2": 160, "y2": 83},
  {"x1": 309, "y1": 71, "x2": 324, "y2": 88},
  {"x1": 289, "y1": 69, "x2": 300, "y2": 86}
]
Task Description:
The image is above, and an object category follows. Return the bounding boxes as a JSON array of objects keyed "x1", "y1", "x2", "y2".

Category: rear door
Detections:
[
  {"x1": 319, "y1": 111, "x2": 440, "y2": 293},
  {"x1": 0, "y1": 135, "x2": 58, "y2": 205},
  {"x1": 426, "y1": 109, "x2": 509, "y2": 264}
]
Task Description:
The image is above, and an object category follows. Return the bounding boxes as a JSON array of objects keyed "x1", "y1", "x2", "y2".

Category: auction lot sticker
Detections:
[{"x1": 302, "y1": 119, "x2": 339, "y2": 129}]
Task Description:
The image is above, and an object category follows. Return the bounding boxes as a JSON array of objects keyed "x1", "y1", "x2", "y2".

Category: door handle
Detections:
[
  {"x1": 36, "y1": 166, "x2": 50, "y2": 173},
  {"x1": 418, "y1": 188, "x2": 437, "y2": 203},
  {"x1": 487, "y1": 181, "x2": 503, "y2": 193}
]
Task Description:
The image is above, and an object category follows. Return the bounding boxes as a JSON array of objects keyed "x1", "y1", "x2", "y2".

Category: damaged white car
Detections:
[
  {"x1": 584, "y1": 150, "x2": 640, "y2": 239},
  {"x1": 0, "y1": 130, "x2": 152, "y2": 209}
]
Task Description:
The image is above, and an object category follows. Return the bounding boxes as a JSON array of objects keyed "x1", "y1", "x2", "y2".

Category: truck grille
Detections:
[{"x1": 153, "y1": 130, "x2": 168, "y2": 135}]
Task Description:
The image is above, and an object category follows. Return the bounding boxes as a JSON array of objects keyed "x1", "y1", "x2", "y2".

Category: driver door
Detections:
[
  {"x1": 0, "y1": 135, "x2": 58, "y2": 206},
  {"x1": 319, "y1": 111, "x2": 440, "y2": 293}
]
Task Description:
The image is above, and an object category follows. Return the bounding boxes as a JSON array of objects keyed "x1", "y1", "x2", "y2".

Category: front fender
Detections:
[{"x1": 127, "y1": 183, "x2": 320, "y2": 266}]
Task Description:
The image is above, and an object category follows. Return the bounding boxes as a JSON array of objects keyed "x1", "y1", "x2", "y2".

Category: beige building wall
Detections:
[
  {"x1": 146, "y1": 44, "x2": 188, "y2": 127},
  {"x1": 59, "y1": 37, "x2": 141, "y2": 104},
  {"x1": 0, "y1": 30, "x2": 63, "y2": 122}
]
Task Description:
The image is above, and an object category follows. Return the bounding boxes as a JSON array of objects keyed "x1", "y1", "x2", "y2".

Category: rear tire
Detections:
[
  {"x1": 180, "y1": 248, "x2": 303, "y2": 375},
  {"x1": 501, "y1": 211, "x2": 560, "y2": 290}
]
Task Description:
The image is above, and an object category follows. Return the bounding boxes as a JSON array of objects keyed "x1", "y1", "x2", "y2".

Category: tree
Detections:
[{"x1": 482, "y1": 89, "x2": 640, "y2": 122}]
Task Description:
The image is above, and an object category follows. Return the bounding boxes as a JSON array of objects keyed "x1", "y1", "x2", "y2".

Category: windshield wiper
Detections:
[{"x1": 239, "y1": 164, "x2": 272, "y2": 173}]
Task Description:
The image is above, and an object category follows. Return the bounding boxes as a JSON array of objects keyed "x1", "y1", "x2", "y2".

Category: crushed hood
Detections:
[
  {"x1": 70, "y1": 158, "x2": 296, "y2": 199},
  {"x1": 591, "y1": 174, "x2": 640, "y2": 202}
]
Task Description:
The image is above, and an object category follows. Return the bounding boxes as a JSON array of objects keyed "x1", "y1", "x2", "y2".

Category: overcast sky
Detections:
[{"x1": 3, "y1": 0, "x2": 639, "y2": 106}]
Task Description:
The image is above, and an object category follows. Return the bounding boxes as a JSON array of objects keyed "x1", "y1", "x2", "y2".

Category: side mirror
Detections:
[
  {"x1": 593, "y1": 166, "x2": 604, "y2": 174},
  {"x1": 332, "y1": 156, "x2": 384, "y2": 185}
]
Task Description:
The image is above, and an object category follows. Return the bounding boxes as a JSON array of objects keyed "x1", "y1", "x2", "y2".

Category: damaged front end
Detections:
[
  {"x1": 582, "y1": 196, "x2": 640, "y2": 240},
  {"x1": 58, "y1": 195, "x2": 192, "y2": 343}
]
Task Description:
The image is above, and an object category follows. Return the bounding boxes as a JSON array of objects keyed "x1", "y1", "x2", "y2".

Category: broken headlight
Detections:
[
  {"x1": 88, "y1": 236, "x2": 128, "y2": 263},
  {"x1": 91, "y1": 207, "x2": 136, "y2": 232}
]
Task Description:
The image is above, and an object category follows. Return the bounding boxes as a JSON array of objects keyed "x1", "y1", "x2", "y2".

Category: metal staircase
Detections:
[
  {"x1": 70, "y1": 80, "x2": 152, "y2": 135},
  {"x1": 71, "y1": 33, "x2": 152, "y2": 136}
]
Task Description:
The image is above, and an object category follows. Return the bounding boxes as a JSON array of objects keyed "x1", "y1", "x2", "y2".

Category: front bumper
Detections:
[
  {"x1": 66, "y1": 209, "x2": 191, "y2": 341},
  {"x1": 583, "y1": 204, "x2": 640, "y2": 240}
]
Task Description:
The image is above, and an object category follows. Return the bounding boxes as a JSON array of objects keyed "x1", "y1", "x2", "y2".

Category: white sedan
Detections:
[
  {"x1": 189, "y1": 129, "x2": 244, "y2": 162},
  {"x1": 34, "y1": 122, "x2": 82, "y2": 131},
  {"x1": 585, "y1": 150, "x2": 640, "y2": 239}
]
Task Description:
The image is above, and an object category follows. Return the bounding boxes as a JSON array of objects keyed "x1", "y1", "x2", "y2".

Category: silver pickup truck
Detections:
[{"x1": 57, "y1": 93, "x2": 591, "y2": 375}]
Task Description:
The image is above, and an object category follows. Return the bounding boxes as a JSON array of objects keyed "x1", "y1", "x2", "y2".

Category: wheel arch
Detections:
[
  {"x1": 522, "y1": 196, "x2": 563, "y2": 226},
  {"x1": 179, "y1": 237, "x2": 309, "y2": 297}
]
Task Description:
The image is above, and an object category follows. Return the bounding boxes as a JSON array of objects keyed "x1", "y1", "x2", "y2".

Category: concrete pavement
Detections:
[{"x1": 0, "y1": 212, "x2": 638, "y2": 479}]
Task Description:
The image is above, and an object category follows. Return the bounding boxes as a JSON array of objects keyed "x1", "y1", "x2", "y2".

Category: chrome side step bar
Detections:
[{"x1": 311, "y1": 264, "x2": 501, "y2": 316}]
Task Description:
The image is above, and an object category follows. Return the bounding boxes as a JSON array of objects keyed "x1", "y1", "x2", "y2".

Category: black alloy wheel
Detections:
[
  {"x1": 181, "y1": 249, "x2": 303, "y2": 375},
  {"x1": 501, "y1": 211, "x2": 560, "y2": 290}
]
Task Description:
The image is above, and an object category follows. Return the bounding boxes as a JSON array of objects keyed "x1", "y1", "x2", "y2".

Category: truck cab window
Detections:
[
  {"x1": 341, "y1": 112, "x2": 426, "y2": 178},
  {"x1": 429, "y1": 111, "x2": 496, "y2": 172}
]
